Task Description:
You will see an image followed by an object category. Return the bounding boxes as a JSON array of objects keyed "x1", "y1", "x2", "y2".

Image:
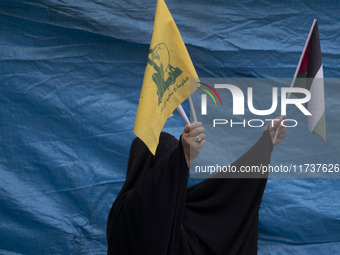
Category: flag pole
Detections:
[
  {"x1": 272, "y1": 19, "x2": 317, "y2": 144},
  {"x1": 177, "y1": 104, "x2": 190, "y2": 125},
  {"x1": 176, "y1": 95, "x2": 198, "y2": 125},
  {"x1": 188, "y1": 96, "x2": 197, "y2": 122}
]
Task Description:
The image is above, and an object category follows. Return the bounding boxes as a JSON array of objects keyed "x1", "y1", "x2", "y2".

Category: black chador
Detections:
[{"x1": 107, "y1": 131, "x2": 273, "y2": 255}]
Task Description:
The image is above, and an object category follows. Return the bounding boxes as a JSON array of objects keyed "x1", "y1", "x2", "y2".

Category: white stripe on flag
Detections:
[{"x1": 307, "y1": 65, "x2": 325, "y2": 132}]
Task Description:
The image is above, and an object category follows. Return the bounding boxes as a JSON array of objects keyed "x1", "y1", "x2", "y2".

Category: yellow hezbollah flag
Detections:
[{"x1": 134, "y1": 0, "x2": 198, "y2": 155}]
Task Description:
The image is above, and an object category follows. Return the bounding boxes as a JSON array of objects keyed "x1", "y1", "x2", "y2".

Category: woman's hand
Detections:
[
  {"x1": 265, "y1": 116, "x2": 288, "y2": 146},
  {"x1": 181, "y1": 122, "x2": 206, "y2": 167}
]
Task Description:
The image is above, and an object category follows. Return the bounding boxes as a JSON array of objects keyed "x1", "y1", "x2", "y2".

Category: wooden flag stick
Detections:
[{"x1": 272, "y1": 19, "x2": 317, "y2": 144}]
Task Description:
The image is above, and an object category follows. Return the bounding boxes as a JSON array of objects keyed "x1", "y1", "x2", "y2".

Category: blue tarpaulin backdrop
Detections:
[{"x1": 0, "y1": 0, "x2": 339, "y2": 254}]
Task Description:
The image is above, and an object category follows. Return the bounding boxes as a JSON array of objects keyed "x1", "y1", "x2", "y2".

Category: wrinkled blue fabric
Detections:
[{"x1": 0, "y1": 0, "x2": 339, "y2": 254}]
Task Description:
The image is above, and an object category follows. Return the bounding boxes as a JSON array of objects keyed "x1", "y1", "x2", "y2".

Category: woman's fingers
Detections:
[
  {"x1": 269, "y1": 115, "x2": 286, "y2": 130},
  {"x1": 184, "y1": 122, "x2": 206, "y2": 143},
  {"x1": 183, "y1": 121, "x2": 202, "y2": 133},
  {"x1": 275, "y1": 117, "x2": 288, "y2": 146},
  {"x1": 190, "y1": 122, "x2": 205, "y2": 146},
  {"x1": 190, "y1": 127, "x2": 205, "y2": 139},
  {"x1": 181, "y1": 122, "x2": 206, "y2": 167},
  {"x1": 265, "y1": 116, "x2": 288, "y2": 146}
]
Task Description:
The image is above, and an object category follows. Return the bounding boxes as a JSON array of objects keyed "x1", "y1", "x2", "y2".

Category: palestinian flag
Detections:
[{"x1": 294, "y1": 20, "x2": 326, "y2": 144}]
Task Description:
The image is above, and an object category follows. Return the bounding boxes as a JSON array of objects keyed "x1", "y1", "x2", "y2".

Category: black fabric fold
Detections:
[{"x1": 107, "y1": 131, "x2": 273, "y2": 255}]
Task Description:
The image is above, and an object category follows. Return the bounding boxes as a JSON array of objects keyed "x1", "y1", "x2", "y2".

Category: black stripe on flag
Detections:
[{"x1": 306, "y1": 22, "x2": 322, "y2": 90}]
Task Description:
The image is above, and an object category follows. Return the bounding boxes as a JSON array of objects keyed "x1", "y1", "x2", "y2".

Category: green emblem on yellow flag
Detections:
[
  {"x1": 148, "y1": 43, "x2": 183, "y2": 106},
  {"x1": 134, "y1": 0, "x2": 198, "y2": 155}
]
